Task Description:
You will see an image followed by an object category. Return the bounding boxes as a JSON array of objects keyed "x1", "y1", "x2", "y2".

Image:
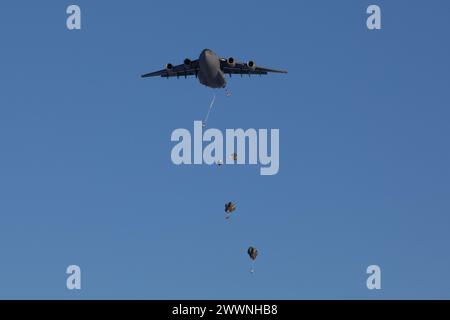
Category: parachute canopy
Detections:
[
  {"x1": 247, "y1": 246, "x2": 258, "y2": 261},
  {"x1": 225, "y1": 202, "x2": 236, "y2": 213}
]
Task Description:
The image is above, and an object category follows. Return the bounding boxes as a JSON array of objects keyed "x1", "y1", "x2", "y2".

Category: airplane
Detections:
[{"x1": 141, "y1": 48, "x2": 287, "y2": 89}]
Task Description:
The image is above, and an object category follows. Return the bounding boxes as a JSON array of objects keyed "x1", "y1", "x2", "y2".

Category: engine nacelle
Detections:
[
  {"x1": 227, "y1": 57, "x2": 236, "y2": 67},
  {"x1": 184, "y1": 58, "x2": 192, "y2": 66},
  {"x1": 166, "y1": 63, "x2": 173, "y2": 70},
  {"x1": 246, "y1": 60, "x2": 256, "y2": 70}
]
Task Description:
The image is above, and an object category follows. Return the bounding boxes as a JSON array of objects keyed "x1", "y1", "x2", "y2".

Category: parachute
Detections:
[
  {"x1": 247, "y1": 246, "x2": 258, "y2": 261},
  {"x1": 224, "y1": 202, "x2": 236, "y2": 220},
  {"x1": 225, "y1": 202, "x2": 236, "y2": 213},
  {"x1": 248, "y1": 246, "x2": 258, "y2": 273}
]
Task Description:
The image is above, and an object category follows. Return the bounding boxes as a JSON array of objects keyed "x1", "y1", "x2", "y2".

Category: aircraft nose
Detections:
[{"x1": 200, "y1": 49, "x2": 212, "y2": 59}]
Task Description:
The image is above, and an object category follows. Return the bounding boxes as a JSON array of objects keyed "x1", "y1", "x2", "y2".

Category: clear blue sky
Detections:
[{"x1": 0, "y1": 0, "x2": 449, "y2": 299}]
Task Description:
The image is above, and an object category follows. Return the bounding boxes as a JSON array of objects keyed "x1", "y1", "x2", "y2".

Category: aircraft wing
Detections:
[
  {"x1": 220, "y1": 59, "x2": 287, "y2": 75},
  {"x1": 141, "y1": 60, "x2": 199, "y2": 78}
]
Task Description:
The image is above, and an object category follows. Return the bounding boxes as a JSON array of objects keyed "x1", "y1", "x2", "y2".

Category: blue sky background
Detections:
[{"x1": 0, "y1": 0, "x2": 449, "y2": 299}]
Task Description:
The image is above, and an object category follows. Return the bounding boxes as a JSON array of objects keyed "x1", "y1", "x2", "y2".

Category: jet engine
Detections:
[
  {"x1": 165, "y1": 63, "x2": 173, "y2": 70},
  {"x1": 184, "y1": 58, "x2": 192, "y2": 66},
  {"x1": 246, "y1": 60, "x2": 256, "y2": 70},
  {"x1": 227, "y1": 57, "x2": 236, "y2": 67}
]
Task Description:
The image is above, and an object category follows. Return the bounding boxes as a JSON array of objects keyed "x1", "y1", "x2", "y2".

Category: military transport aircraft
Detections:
[{"x1": 141, "y1": 49, "x2": 287, "y2": 89}]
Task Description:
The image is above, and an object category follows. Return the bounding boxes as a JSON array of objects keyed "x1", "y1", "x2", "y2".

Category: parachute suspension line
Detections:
[
  {"x1": 202, "y1": 94, "x2": 216, "y2": 127},
  {"x1": 250, "y1": 260, "x2": 255, "y2": 274}
]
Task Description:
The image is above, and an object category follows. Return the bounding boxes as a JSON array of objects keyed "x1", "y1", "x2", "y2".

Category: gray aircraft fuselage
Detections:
[{"x1": 198, "y1": 49, "x2": 227, "y2": 88}]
